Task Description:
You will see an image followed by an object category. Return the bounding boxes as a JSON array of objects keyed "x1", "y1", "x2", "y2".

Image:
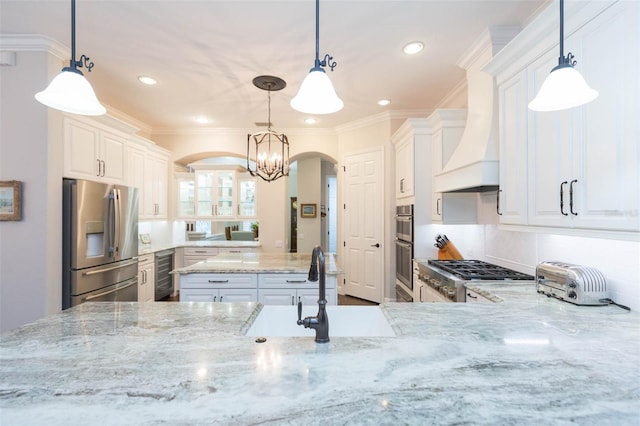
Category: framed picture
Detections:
[
  {"x1": 300, "y1": 203, "x2": 317, "y2": 218},
  {"x1": 0, "y1": 180, "x2": 22, "y2": 221}
]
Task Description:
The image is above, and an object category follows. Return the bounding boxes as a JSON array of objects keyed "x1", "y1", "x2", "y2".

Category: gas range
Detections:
[{"x1": 416, "y1": 259, "x2": 535, "y2": 302}]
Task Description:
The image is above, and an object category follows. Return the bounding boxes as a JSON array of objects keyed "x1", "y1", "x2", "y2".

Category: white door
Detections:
[{"x1": 343, "y1": 149, "x2": 384, "y2": 303}]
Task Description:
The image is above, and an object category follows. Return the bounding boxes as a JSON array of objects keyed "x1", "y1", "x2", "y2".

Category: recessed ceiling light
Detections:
[
  {"x1": 377, "y1": 99, "x2": 391, "y2": 106},
  {"x1": 193, "y1": 116, "x2": 211, "y2": 124},
  {"x1": 137, "y1": 75, "x2": 157, "y2": 85},
  {"x1": 403, "y1": 41, "x2": 424, "y2": 55},
  {"x1": 304, "y1": 118, "x2": 317, "y2": 125}
]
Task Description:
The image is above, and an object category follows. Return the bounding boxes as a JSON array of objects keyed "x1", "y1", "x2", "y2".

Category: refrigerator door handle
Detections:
[
  {"x1": 114, "y1": 188, "x2": 121, "y2": 257},
  {"x1": 82, "y1": 258, "x2": 139, "y2": 276},
  {"x1": 107, "y1": 189, "x2": 116, "y2": 257},
  {"x1": 85, "y1": 279, "x2": 137, "y2": 301}
]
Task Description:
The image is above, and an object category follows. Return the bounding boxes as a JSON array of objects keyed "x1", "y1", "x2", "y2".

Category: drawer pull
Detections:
[
  {"x1": 208, "y1": 280, "x2": 229, "y2": 283},
  {"x1": 286, "y1": 279, "x2": 307, "y2": 283}
]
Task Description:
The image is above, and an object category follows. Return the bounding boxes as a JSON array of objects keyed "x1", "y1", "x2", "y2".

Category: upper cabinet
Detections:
[
  {"x1": 176, "y1": 169, "x2": 258, "y2": 220},
  {"x1": 64, "y1": 116, "x2": 129, "y2": 184},
  {"x1": 489, "y1": 0, "x2": 639, "y2": 233},
  {"x1": 394, "y1": 134, "x2": 415, "y2": 199},
  {"x1": 127, "y1": 137, "x2": 170, "y2": 220}
]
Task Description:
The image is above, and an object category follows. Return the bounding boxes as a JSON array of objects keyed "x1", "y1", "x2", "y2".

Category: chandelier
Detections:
[{"x1": 247, "y1": 76, "x2": 290, "y2": 182}]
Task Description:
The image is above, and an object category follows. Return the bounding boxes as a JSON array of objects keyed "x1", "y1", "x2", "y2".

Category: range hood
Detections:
[{"x1": 435, "y1": 27, "x2": 520, "y2": 193}]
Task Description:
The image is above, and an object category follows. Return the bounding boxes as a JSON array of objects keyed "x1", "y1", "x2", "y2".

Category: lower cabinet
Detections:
[
  {"x1": 258, "y1": 273, "x2": 337, "y2": 306},
  {"x1": 179, "y1": 273, "x2": 258, "y2": 302},
  {"x1": 180, "y1": 288, "x2": 258, "y2": 302},
  {"x1": 177, "y1": 272, "x2": 337, "y2": 305},
  {"x1": 138, "y1": 254, "x2": 155, "y2": 302}
]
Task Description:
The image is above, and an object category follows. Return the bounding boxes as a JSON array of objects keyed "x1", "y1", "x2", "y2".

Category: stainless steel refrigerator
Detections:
[{"x1": 62, "y1": 178, "x2": 139, "y2": 309}]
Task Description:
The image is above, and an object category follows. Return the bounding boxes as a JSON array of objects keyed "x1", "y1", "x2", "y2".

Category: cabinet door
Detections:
[
  {"x1": 237, "y1": 176, "x2": 257, "y2": 218},
  {"x1": 100, "y1": 131, "x2": 126, "y2": 183},
  {"x1": 498, "y1": 70, "x2": 528, "y2": 225},
  {"x1": 151, "y1": 154, "x2": 168, "y2": 218},
  {"x1": 569, "y1": 2, "x2": 639, "y2": 231},
  {"x1": 176, "y1": 174, "x2": 195, "y2": 218},
  {"x1": 395, "y1": 138, "x2": 414, "y2": 199},
  {"x1": 196, "y1": 171, "x2": 215, "y2": 217},
  {"x1": 128, "y1": 143, "x2": 146, "y2": 215},
  {"x1": 527, "y1": 50, "x2": 577, "y2": 228},
  {"x1": 297, "y1": 288, "x2": 321, "y2": 306},
  {"x1": 64, "y1": 117, "x2": 100, "y2": 179},
  {"x1": 218, "y1": 288, "x2": 257, "y2": 302},
  {"x1": 215, "y1": 171, "x2": 235, "y2": 217},
  {"x1": 179, "y1": 289, "x2": 217, "y2": 302},
  {"x1": 259, "y1": 289, "x2": 297, "y2": 305}
]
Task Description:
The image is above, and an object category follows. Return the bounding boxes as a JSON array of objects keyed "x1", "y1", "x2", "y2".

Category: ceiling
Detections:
[{"x1": 1, "y1": 0, "x2": 549, "y2": 133}]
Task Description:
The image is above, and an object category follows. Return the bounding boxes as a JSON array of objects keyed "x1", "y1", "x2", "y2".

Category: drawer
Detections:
[
  {"x1": 258, "y1": 273, "x2": 314, "y2": 288},
  {"x1": 138, "y1": 254, "x2": 155, "y2": 265},
  {"x1": 184, "y1": 247, "x2": 219, "y2": 256},
  {"x1": 181, "y1": 273, "x2": 257, "y2": 289},
  {"x1": 218, "y1": 247, "x2": 255, "y2": 254}
]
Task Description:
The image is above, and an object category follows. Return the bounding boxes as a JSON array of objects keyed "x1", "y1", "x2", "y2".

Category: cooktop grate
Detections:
[{"x1": 427, "y1": 260, "x2": 534, "y2": 281}]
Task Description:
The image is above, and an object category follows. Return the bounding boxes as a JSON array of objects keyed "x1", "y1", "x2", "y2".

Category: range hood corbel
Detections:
[{"x1": 435, "y1": 26, "x2": 520, "y2": 193}]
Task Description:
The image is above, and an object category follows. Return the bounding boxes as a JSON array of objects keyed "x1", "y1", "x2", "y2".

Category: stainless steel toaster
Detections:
[{"x1": 536, "y1": 261, "x2": 609, "y2": 306}]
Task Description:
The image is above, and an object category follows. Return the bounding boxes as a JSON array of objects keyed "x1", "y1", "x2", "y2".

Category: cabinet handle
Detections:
[
  {"x1": 213, "y1": 296, "x2": 217, "y2": 302},
  {"x1": 219, "y1": 296, "x2": 223, "y2": 302},
  {"x1": 436, "y1": 198, "x2": 441, "y2": 216},
  {"x1": 101, "y1": 160, "x2": 106, "y2": 177},
  {"x1": 400, "y1": 178, "x2": 405, "y2": 193},
  {"x1": 96, "y1": 159, "x2": 101, "y2": 176},
  {"x1": 467, "y1": 292, "x2": 478, "y2": 300},
  {"x1": 211, "y1": 204, "x2": 215, "y2": 216},
  {"x1": 419, "y1": 286, "x2": 423, "y2": 303},
  {"x1": 560, "y1": 181, "x2": 568, "y2": 216},
  {"x1": 208, "y1": 280, "x2": 229, "y2": 283},
  {"x1": 286, "y1": 279, "x2": 307, "y2": 283},
  {"x1": 291, "y1": 295, "x2": 295, "y2": 305},
  {"x1": 569, "y1": 179, "x2": 578, "y2": 216},
  {"x1": 496, "y1": 189, "x2": 503, "y2": 216}
]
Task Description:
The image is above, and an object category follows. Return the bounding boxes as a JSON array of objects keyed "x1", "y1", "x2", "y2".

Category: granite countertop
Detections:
[
  {"x1": 138, "y1": 240, "x2": 261, "y2": 255},
  {"x1": 172, "y1": 252, "x2": 343, "y2": 275},
  {"x1": 1, "y1": 287, "x2": 639, "y2": 425}
]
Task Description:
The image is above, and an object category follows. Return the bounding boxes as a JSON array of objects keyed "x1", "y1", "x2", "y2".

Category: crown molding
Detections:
[{"x1": 0, "y1": 34, "x2": 69, "y2": 61}]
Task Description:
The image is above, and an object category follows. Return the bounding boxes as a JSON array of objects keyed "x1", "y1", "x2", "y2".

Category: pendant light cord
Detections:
[
  {"x1": 314, "y1": 0, "x2": 320, "y2": 68},
  {"x1": 70, "y1": 0, "x2": 77, "y2": 69},
  {"x1": 559, "y1": 0, "x2": 564, "y2": 61}
]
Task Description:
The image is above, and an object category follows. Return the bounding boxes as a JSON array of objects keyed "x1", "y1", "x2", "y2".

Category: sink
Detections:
[{"x1": 246, "y1": 305, "x2": 396, "y2": 337}]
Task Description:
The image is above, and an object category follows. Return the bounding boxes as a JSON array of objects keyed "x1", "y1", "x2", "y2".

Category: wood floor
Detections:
[{"x1": 159, "y1": 294, "x2": 377, "y2": 305}]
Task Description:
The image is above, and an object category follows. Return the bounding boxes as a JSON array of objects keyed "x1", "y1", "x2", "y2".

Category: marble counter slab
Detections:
[
  {"x1": 1, "y1": 292, "x2": 638, "y2": 425},
  {"x1": 172, "y1": 252, "x2": 342, "y2": 275},
  {"x1": 138, "y1": 240, "x2": 261, "y2": 255}
]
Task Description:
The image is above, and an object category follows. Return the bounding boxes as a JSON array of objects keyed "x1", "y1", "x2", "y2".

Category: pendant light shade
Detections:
[
  {"x1": 528, "y1": 64, "x2": 598, "y2": 112},
  {"x1": 528, "y1": 0, "x2": 598, "y2": 112},
  {"x1": 290, "y1": 0, "x2": 343, "y2": 115},
  {"x1": 35, "y1": 0, "x2": 106, "y2": 116},
  {"x1": 35, "y1": 68, "x2": 106, "y2": 116},
  {"x1": 290, "y1": 68, "x2": 343, "y2": 114}
]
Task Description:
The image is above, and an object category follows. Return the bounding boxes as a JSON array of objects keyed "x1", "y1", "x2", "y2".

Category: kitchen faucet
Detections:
[{"x1": 297, "y1": 245, "x2": 329, "y2": 343}]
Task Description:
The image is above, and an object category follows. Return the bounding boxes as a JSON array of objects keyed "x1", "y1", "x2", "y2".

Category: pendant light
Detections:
[
  {"x1": 35, "y1": 0, "x2": 106, "y2": 116},
  {"x1": 247, "y1": 76, "x2": 290, "y2": 182},
  {"x1": 290, "y1": 0, "x2": 343, "y2": 115},
  {"x1": 528, "y1": 0, "x2": 598, "y2": 111}
]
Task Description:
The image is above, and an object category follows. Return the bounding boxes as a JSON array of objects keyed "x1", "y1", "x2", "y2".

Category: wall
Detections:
[
  {"x1": 296, "y1": 157, "x2": 322, "y2": 254},
  {"x1": 0, "y1": 45, "x2": 64, "y2": 332}
]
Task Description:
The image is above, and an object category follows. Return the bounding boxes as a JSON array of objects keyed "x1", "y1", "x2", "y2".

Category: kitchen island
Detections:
[
  {"x1": 1, "y1": 285, "x2": 638, "y2": 425},
  {"x1": 172, "y1": 252, "x2": 341, "y2": 305}
]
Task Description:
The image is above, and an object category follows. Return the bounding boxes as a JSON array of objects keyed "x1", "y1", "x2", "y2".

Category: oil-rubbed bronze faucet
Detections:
[{"x1": 297, "y1": 245, "x2": 329, "y2": 343}]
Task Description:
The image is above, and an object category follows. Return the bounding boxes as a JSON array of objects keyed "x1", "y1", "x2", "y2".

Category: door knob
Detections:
[{"x1": 371, "y1": 243, "x2": 380, "y2": 248}]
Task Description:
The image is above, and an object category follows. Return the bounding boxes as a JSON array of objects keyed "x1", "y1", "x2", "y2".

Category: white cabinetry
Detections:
[
  {"x1": 394, "y1": 136, "x2": 415, "y2": 199},
  {"x1": 179, "y1": 273, "x2": 258, "y2": 302},
  {"x1": 128, "y1": 137, "x2": 170, "y2": 219},
  {"x1": 183, "y1": 247, "x2": 219, "y2": 266},
  {"x1": 490, "y1": 0, "x2": 639, "y2": 233},
  {"x1": 258, "y1": 273, "x2": 337, "y2": 306},
  {"x1": 138, "y1": 254, "x2": 155, "y2": 302},
  {"x1": 64, "y1": 116, "x2": 130, "y2": 184}
]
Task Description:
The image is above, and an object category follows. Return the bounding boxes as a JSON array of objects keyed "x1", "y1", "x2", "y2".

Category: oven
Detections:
[
  {"x1": 415, "y1": 259, "x2": 535, "y2": 302},
  {"x1": 395, "y1": 205, "x2": 413, "y2": 301}
]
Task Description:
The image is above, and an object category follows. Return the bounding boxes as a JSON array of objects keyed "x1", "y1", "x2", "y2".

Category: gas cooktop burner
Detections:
[{"x1": 427, "y1": 260, "x2": 534, "y2": 281}]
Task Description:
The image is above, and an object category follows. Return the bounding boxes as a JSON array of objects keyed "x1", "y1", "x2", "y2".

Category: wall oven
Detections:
[{"x1": 395, "y1": 204, "x2": 413, "y2": 302}]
